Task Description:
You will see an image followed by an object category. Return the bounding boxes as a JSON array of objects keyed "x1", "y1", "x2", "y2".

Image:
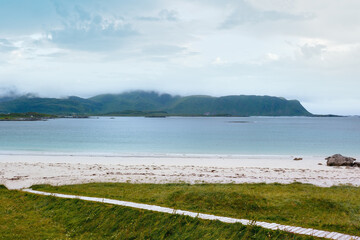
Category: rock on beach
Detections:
[{"x1": 325, "y1": 154, "x2": 357, "y2": 167}]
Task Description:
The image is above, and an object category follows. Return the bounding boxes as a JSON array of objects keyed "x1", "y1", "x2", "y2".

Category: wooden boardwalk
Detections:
[{"x1": 23, "y1": 189, "x2": 360, "y2": 240}]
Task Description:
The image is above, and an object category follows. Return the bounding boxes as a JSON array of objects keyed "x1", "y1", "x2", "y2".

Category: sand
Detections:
[{"x1": 1, "y1": 153, "x2": 359, "y2": 189}]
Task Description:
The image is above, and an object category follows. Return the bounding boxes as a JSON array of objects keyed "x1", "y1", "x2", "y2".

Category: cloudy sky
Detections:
[{"x1": 0, "y1": 0, "x2": 359, "y2": 114}]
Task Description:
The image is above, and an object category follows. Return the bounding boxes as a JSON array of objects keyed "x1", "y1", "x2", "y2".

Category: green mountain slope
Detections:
[
  {"x1": 89, "y1": 91, "x2": 180, "y2": 113},
  {"x1": 167, "y1": 95, "x2": 310, "y2": 116},
  {"x1": 0, "y1": 91, "x2": 312, "y2": 116},
  {"x1": 0, "y1": 96, "x2": 102, "y2": 114}
]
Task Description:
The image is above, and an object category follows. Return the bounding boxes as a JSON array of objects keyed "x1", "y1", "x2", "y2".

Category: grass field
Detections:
[
  {"x1": 0, "y1": 185, "x2": 317, "y2": 239},
  {"x1": 0, "y1": 112, "x2": 55, "y2": 120},
  {"x1": 33, "y1": 182, "x2": 360, "y2": 236}
]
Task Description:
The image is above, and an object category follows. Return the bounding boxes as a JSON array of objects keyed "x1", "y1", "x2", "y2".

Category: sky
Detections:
[{"x1": 0, "y1": 0, "x2": 359, "y2": 115}]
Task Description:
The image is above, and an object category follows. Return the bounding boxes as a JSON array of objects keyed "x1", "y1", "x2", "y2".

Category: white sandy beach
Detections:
[{"x1": 0, "y1": 154, "x2": 359, "y2": 189}]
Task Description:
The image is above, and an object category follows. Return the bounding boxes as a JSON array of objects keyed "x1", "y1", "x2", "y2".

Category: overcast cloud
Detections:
[{"x1": 0, "y1": 0, "x2": 359, "y2": 115}]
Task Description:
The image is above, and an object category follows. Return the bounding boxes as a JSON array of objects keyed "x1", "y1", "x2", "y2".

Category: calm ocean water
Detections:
[{"x1": 0, "y1": 117, "x2": 359, "y2": 156}]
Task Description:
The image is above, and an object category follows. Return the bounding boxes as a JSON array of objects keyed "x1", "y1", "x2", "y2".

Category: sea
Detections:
[{"x1": 0, "y1": 116, "x2": 359, "y2": 156}]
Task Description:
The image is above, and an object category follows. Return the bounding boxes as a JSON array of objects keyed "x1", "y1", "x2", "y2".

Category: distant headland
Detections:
[{"x1": 0, "y1": 91, "x2": 332, "y2": 117}]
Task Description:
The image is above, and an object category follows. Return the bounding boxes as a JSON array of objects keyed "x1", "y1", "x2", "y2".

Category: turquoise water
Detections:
[{"x1": 0, "y1": 117, "x2": 359, "y2": 155}]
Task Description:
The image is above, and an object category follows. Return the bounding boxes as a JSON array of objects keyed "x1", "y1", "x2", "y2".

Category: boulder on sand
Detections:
[
  {"x1": 325, "y1": 154, "x2": 356, "y2": 166},
  {"x1": 353, "y1": 162, "x2": 360, "y2": 168}
]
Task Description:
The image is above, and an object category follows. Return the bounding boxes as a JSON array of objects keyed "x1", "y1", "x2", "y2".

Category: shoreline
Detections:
[
  {"x1": 1, "y1": 154, "x2": 360, "y2": 190},
  {"x1": 0, "y1": 150, "x2": 350, "y2": 160}
]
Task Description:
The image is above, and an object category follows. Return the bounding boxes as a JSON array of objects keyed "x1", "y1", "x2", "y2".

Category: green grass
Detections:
[
  {"x1": 33, "y1": 183, "x2": 360, "y2": 236},
  {"x1": 0, "y1": 112, "x2": 55, "y2": 120},
  {"x1": 0, "y1": 185, "x2": 316, "y2": 239}
]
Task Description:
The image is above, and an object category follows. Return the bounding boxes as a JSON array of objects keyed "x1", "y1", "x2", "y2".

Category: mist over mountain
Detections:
[{"x1": 0, "y1": 91, "x2": 312, "y2": 116}]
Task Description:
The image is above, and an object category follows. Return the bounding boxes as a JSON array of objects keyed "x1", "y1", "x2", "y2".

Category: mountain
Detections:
[
  {"x1": 0, "y1": 91, "x2": 312, "y2": 116},
  {"x1": 89, "y1": 91, "x2": 180, "y2": 114},
  {"x1": 0, "y1": 96, "x2": 102, "y2": 114},
  {"x1": 164, "y1": 95, "x2": 310, "y2": 116}
]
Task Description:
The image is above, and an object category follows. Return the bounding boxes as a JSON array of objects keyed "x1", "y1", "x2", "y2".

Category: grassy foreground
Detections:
[
  {"x1": 0, "y1": 185, "x2": 315, "y2": 240},
  {"x1": 34, "y1": 183, "x2": 360, "y2": 236}
]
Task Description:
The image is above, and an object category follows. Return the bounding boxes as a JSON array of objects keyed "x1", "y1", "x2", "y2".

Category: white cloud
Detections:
[
  {"x1": 299, "y1": 43, "x2": 326, "y2": 59},
  {"x1": 137, "y1": 9, "x2": 179, "y2": 22},
  {"x1": 212, "y1": 57, "x2": 228, "y2": 65},
  {"x1": 266, "y1": 53, "x2": 279, "y2": 61},
  {"x1": 219, "y1": 0, "x2": 311, "y2": 29}
]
